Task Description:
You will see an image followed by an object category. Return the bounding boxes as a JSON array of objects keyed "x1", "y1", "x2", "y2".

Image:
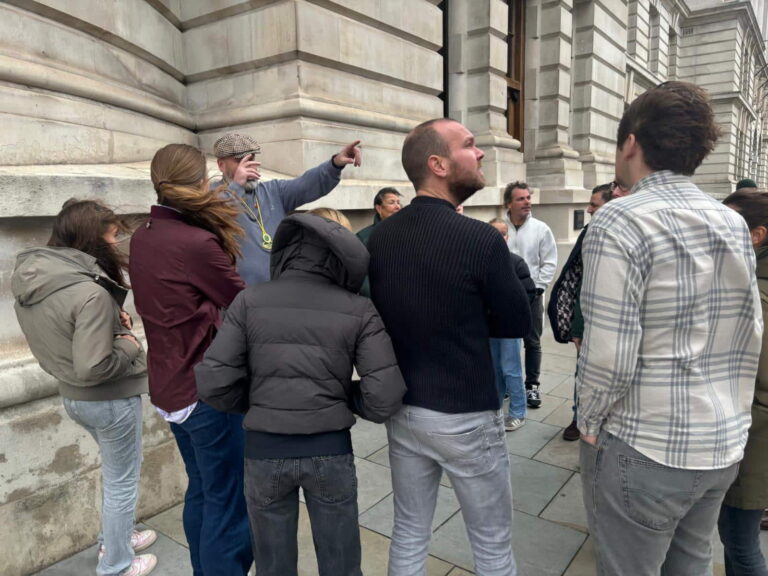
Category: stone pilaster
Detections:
[
  {"x1": 570, "y1": 0, "x2": 628, "y2": 189},
  {"x1": 446, "y1": 0, "x2": 525, "y2": 193}
]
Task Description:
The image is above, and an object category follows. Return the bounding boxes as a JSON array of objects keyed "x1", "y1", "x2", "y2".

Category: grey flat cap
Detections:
[{"x1": 213, "y1": 133, "x2": 262, "y2": 159}]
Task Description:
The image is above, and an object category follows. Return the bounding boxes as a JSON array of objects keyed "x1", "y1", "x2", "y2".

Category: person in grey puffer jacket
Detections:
[
  {"x1": 12, "y1": 200, "x2": 155, "y2": 576},
  {"x1": 196, "y1": 211, "x2": 406, "y2": 576}
]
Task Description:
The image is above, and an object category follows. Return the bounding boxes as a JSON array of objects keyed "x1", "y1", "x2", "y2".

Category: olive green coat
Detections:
[{"x1": 724, "y1": 245, "x2": 768, "y2": 510}]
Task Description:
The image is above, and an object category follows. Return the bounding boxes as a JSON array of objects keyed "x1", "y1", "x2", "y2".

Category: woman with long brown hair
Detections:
[
  {"x1": 129, "y1": 144, "x2": 251, "y2": 575},
  {"x1": 12, "y1": 200, "x2": 156, "y2": 576}
]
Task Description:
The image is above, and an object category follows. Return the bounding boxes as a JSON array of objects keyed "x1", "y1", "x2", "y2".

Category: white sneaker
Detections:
[
  {"x1": 504, "y1": 417, "x2": 526, "y2": 431},
  {"x1": 120, "y1": 554, "x2": 157, "y2": 576},
  {"x1": 99, "y1": 529, "x2": 157, "y2": 560}
]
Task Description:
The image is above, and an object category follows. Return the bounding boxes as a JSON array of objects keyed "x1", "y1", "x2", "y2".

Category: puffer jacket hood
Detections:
[
  {"x1": 270, "y1": 213, "x2": 369, "y2": 293},
  {"x1": 13, "y1": 247, "x2": 123, "y2": 306}
]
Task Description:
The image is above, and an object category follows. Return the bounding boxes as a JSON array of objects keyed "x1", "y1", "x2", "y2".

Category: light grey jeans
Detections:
[
  {"x1": 63, "y1": 396, "x2": 143, "y2": 576},
  {"x1": 580, "y1": 430, "x2": 739, "y2": 576},
  {"x1": 386, "y1": 406, "x2": 516, "y2": 576}
]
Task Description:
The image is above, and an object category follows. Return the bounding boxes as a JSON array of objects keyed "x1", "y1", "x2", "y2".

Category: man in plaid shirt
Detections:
[{"x1": 577, "y1": 81, "x2": 763, "y2": 575}]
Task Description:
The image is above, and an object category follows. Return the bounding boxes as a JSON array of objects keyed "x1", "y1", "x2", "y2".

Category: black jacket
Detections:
[
  {"x1": 195, "y1": 213, "x2": 406, "y2": 436},
  {"x1": 510, "y1": 252, "x2": 537, "y2": 304}
]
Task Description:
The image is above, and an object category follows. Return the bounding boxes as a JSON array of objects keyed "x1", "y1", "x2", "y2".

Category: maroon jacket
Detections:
[{"x1": 129, "y1": 206, "x2": 245, "y2": 411}]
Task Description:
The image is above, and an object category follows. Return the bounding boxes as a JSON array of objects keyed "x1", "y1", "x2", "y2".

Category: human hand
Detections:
[
  {"x1": 580, "y1": 434, "x2": 598, "y2": 446},
  {"x1": 333, "y1": 140, "x2": 362, "y2": 168},
  {"x1": 116, "y1": 334, "x2": 140, "y2": 350},
  {"x1": 233, "y1": 154, "x2": 262, "y2": 186},
  {"x1": 119, "y1": 310, "x2": 133, "y2": 330},
  {"x1": 572, "y1": 337, "x2": 582, "y2": 353}
]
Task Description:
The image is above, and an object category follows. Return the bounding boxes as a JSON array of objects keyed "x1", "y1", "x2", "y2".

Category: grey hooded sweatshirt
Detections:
[
  {"x1": 12, "y1": 247, "x2": 147, "y2": 401},
  {"x1": 196, "y1": 213, "x2": 406, "y2": 459}
]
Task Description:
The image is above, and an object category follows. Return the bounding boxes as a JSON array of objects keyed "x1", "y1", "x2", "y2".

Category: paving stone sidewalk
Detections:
[{"x1": 36, "y1": 332, "x2": 766, "y2": 575}]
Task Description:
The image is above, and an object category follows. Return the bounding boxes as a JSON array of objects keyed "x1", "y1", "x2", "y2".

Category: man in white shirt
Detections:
[
  {"x1": 503, "y1": 182, "x2": 557, "y2": 408},
  {"x1": 578, "y1": 81, "x2": 762, "y2": 575}
]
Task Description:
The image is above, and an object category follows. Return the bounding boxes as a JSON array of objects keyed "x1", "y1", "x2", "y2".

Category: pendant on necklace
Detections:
[{"x1": 262, "y1": 233, "x2": 273, "y2": 250}]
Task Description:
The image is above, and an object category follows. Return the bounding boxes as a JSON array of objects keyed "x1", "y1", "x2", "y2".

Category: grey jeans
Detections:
[
  {"x1": 63, "y1": 396, "x2": 143, "y2": 576},
  {"x1": 580, "y1": 430, "x2": 739, "y2": 576},
  {"x1": 386, "y1": 406, "x2": 517, "y2": 576}
]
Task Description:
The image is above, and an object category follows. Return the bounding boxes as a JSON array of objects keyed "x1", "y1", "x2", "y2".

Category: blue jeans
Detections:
[
  {"x1": 718, "y1": 504, "x2": 768, "y2": 576},
  {"x1": 170, "y1": 401, "x2": 252, "y2": 576},
  {"x1": 490, "y1": 338, "x2": 526, "y2": 419},
  {"x1": 63, "y1": 396, "x2": 142, "y2": 576},
  {"x1": 244, "y1": 454, "x2": 361, "y2": 576},
  {"x1": 386, "y1": 406, "x2": 517, "y2": 576}
]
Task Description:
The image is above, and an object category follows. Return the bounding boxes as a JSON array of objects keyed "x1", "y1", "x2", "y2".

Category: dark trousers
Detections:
[
  {"x1": 171, "y1": 402, "x2": 253, "y2": 576},
  {"x1": 245, "y1": 453, "x2": 362, "y2": 576},
  {"x1": 524, "y1": 293, "x2": 543, "y2": 388},
  {"x1": 719, "y1": 504, "x2": 768, "y2": 576}
]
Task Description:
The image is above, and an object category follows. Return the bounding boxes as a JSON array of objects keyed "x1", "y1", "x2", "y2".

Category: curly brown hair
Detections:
[
  {"x1": 617, "y1": 81, "x2": 721, "y2": 176},
  {"x1": 150, "y1": 144, "x2": 243, "y2": 263}
]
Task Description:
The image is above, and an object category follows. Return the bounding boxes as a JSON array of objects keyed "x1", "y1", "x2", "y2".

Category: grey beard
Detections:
[{"x1": 243, "y1": 180, "x2": 258, "y2": 192}]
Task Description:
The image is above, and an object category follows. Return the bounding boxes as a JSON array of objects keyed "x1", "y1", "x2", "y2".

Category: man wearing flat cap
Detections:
[{"x1": 213, "y1": 133, "x2": 362, "y2": 285}]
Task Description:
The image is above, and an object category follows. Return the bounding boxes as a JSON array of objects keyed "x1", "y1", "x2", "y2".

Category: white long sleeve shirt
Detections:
[
  {"x1": 503, "y1": 214, "x2": 557, "y2": 290},
  {"x1": 576, "y1": 170, "x2": 762, "y2": 469}
]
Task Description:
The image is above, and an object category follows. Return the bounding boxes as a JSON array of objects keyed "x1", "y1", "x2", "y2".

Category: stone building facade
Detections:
[{"x1": 0, "y1": 0, "x2": 766, "y2": 573}]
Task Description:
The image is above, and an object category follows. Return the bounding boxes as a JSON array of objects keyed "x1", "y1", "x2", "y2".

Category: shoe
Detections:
[
  {"x1": 120, "y1": 554, "x2": 157, "y2": 576},
  {"x1": 526, "y1": 387, "x2": 542, "y2": 408},
  {"x1": 99, "y1": 529, "x2": 157, "y2": 560},
  {"x1": 504, "y1": 417, "x2": 525, "y2": 431},
  {"x1": 562, "y1": 421, "x2": 580, "y2": 441}
]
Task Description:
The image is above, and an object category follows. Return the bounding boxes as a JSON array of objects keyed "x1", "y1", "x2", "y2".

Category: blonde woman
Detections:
[{"x1": 129, "y1": 144, "x2": 251, "y2": 575}]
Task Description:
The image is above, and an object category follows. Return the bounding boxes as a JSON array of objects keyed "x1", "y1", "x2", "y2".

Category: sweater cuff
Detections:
[{"x1": 330, "y1": 155, "x2": 344, "y2": 170}]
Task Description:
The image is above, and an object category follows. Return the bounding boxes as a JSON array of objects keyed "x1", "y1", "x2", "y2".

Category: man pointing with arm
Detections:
[{"x1": 213, "y1": 133, "x2": 362, "y2": 285}]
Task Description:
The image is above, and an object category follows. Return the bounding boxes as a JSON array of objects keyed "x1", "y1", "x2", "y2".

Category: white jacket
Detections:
[{"x1": 503, "y1": 214, "x2": 557, "y2": 290}]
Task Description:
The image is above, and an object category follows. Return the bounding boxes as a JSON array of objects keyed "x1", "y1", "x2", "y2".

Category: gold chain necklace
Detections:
[{"x1": 231, "y1": 188, "x2": 272, "y2": 251}]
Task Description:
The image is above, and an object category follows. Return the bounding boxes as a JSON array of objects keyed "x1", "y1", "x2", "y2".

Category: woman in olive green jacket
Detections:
[{"x1": 720, "y1": 191, "x2": 768, "y2": 575}]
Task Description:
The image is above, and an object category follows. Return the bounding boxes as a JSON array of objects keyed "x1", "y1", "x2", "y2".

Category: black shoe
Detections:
[
  {"x1": 526, "y1": 387, "x2": 542, "y2": 408},
  {"x1": 562, "y1": 421, "x2": 580, "y2": 441}
]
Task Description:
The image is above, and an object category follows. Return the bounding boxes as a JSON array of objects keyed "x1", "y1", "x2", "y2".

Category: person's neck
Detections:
[
  {"x1": 416, "y1": 185, "x2": 458, "y2": 207},
  {"x1": 508, "y1": 211, "x2": 527, "y2": 227}
]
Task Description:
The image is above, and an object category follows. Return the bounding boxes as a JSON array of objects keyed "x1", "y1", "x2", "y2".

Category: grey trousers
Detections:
[
  {"x1": 580, "y1": 431, "x2": 739, "y2": 576},
  {"x1": 386, "y1": 406, "x2": 517, "y2": 576}
]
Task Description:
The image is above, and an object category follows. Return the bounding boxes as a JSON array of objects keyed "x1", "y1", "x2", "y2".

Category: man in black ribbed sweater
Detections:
[{"x1": 368, "y1": 119, "x2": 532, "y2": 576}]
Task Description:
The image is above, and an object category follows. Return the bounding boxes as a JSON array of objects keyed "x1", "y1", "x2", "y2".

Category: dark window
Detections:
[{"x1": 505, "y1": 0, "x2": 525, "y2": 148}]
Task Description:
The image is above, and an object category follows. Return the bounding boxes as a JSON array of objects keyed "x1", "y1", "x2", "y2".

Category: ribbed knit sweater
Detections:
[{"x1": 368, "y1": 196, "x2": 532, "y2": 413}]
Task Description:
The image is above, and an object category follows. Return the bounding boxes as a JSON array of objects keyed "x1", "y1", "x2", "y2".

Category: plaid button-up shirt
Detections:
[{"x1": 576, "y1": 170, "x2": 762, "y2": 469}]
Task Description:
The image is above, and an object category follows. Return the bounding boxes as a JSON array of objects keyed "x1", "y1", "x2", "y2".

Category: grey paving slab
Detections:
[
  {"x1": 537, "y1": 371, "x2": 572, "y2": 394},
  {"x1": 144, "y1": 504, "x2": 186, "y2": 547},
  {"x1": 359, "y1": 485, "x2": 461, "y2": 538},
  {"x1": 533, "y1": 433, "x2": 581, "y2": 472},
  {"x1": 446, "y1": 568, "x2": 474, "y2": 575},
  {"x1": 540, "y1": 472, "x2": 588, "y2": 532},
  {"x1": 355, "y1": 457, "x2": 394, "y2": 514},
  {"x1": 525, "y1": 394, "x2": 568, "y2": 423},
  {"x1": 548, "y1": 377, "x2": 576, "y2": 401},
  {"x1": 35, "y1": 525, "x2": 192, "y2": 576},
  {"x1": 367, "y1": 445, "x2": 390, "y2": 467},
  {"x1": 562, "y1": 537, "x2": 594, "y2": 576},
  {"x1": 352, "y1": 417, "x2": 390, "y2": 458},
  {"x1": 509, "y1": 454, "x2": 573, "y2": 517},
  {"x1": 429, "y1": 508, "x2": 586, "y2": 576},
  {"x1": 504, "y1": 419, "x2": 562, "y2": 459},
  {"x1": 543, "y1": 400, "x2": 576, "y2": 429}
]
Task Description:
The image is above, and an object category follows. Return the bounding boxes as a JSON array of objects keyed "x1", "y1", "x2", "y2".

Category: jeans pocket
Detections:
[
  {"x1": 619, "y1": 454, "x2": 696, "y2": 531},
  {"x1": 311, "y1": 454, "x2": 357, "y2": 504},
  {"x1": 64, "y1": 398, "x2": 116, "y2": 430},
  {"x1": 427, "y1": 424, "x2": 492, "y2": 476},
  {"x1": 245, "y1": 458, "x2": 283, "y2": 508}
]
